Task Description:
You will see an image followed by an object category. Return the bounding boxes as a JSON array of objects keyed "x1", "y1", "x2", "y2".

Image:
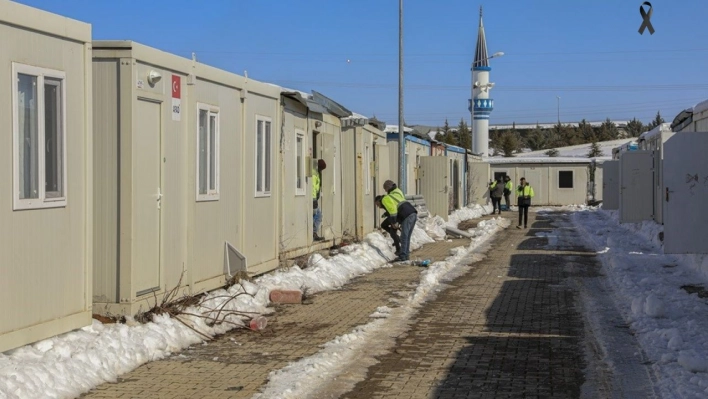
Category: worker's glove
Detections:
[{"x1": 392, "y1": 223, "x2": 400, "y2": 230}]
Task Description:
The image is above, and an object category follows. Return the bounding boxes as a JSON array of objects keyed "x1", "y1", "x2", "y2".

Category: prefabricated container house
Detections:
[
  {"x1": 637, "y1": 123, "x2": 674, "y2": 224},
  {"x1": 91, "y1": 41, "x2": 281, "y2": 315},
  {"x1": 0, "y1": 1, "x2": 93, "y2": 352},
  {"x1": 601, "y1": 160, "x2": 619, "y2": 210},
  {"x1": 662, "y1": 132, "x2": 708, "y2": 254},
  {"x1": 445, "y1": 144, "x2": 466, "y2": 211},
  {"x1": 341, "y1": 113, "x2": 388, "y2": 240},
  {"x1": 387, "y1": 133, "x2": 431, "y2": 196},
  {"x1": 673, "y1": 99, "x2": 708, "y2": 133},
  {"x1": 618, "y1": 150, "x2": 654, "y2": 223},
  {"x1": 309, "y1": 91, "x2": 347, "y2": 244},
  {"x1": 488, "y1": 158, "x2": 592, "y2": 206}
]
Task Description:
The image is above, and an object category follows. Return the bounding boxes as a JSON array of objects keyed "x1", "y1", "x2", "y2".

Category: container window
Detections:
[
  {"x1": 196, "y1": 104, "x2": 219, "y2": 201},
  {"x1": 559, "y1": 170, "x2": 574, "y2": 188},
  {"x1": 13, "y1": 63, "x2": 67, "y2": 210},
  {"x1": 296, "y1": 133, "x2": 305, "y2": 195},
  {"x1": 256, "y1": 116, "x2": 272, "y2": 196}
]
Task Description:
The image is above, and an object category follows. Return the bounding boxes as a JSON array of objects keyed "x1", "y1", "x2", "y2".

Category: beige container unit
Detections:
[
  {"x1": 341, "y1": 115, "x2": 388, "y2": 240},
  {"x1": 387, "y1": 134, "x2": 431, "y2": 195},
  {"x1": 444, "y1": 145, "x2": 466, "y2": 212},
  {"x1": 313, "y1": 113, "x2": 344, "y2": 242},
  {"x1": 0, "y1": 2, "x2": 93, "y2": 352},
  {"x1": 489, "y1": 159, "x2": 592, "y2": 206},
  {"x1": 279, "y1": 94, "x2": 313, "y2": 257},
  {"x1": 92, "y1": 41, "x2": 280, "y2": 315}
]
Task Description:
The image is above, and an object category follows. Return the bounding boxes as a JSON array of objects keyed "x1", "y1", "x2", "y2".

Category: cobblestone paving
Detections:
[
  {"x1": 80, "y1": 236, "x2": 471, "y2": 399},
  {"x1": 341, "y1": 212, "x2": 594, "y2": 399}
]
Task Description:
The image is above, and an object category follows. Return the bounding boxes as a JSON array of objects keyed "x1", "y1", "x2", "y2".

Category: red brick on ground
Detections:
[{"x1": 269, "y1": 289, "x2": 303, "y2": 304}]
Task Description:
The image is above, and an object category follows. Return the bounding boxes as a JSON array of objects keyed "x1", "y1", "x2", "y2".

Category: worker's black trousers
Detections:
[
  {"x1": 518, "y1": 205, "x2": 529, "y2": 227},
  {"x1": 382, "y1": 219, "x2": 401, "y2": 251}
]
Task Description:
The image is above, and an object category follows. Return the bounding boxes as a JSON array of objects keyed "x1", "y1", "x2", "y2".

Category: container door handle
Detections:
[
  {"x1": 665, "y1": 187, "x2": 674, "y2": 202},
  {"x1": 157, "y1": 187, "x2": 163, "y2": 209}
]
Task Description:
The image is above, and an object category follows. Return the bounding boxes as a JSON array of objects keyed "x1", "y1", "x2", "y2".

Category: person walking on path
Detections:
[
  {"x1": 516, "y1": 177, "x2": 534, "y2": 229},
  {"x1": 503, "y1": 175, "x2": 513, "y2": 210},
  {"x1": 312, "y1": 159, "x2": 327, "y2": 241},
  {"x1": 382, "y1": 180, "x2": 418, "y2": 262},
  {"x1": 489, "y1": 178, "x2": 504, "y2": 215}
]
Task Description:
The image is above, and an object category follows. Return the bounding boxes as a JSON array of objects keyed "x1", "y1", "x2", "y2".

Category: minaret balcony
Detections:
[{"x1": 469, "y1": 98, "x2": 494, "y2": 113}]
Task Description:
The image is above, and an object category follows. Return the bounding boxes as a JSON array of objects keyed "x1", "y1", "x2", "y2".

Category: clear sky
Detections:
[{"x1": 15, "y1": 0, "x2": 708, "y2": 127}]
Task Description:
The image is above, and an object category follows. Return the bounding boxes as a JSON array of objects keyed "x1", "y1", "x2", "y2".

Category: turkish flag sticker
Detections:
[{"x1": 172, "y1": 75, "x2": 181, "y2": 99}]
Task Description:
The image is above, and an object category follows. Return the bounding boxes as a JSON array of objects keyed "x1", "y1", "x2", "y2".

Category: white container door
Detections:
[
  {"x1": 602, "y1": 160, "x2": 619, "y2": 210},
  {"x1": 619, "y1": 151, "x2": 653, "y2": 223},
  {"x1": 420, "y1": 156, "x2": 449, "y2": 220},
  {"x1": 134, "y1": 99, "x2": 162, "y2": 296},
  {"x1": 663, "y1": 133, "x2": 708, "y2": 254}
]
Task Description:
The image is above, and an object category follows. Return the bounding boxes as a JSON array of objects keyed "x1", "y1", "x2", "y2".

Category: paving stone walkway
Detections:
[
  {"x1": 340, "y1": 212, "x2": 593, "y2": 399},
  {"x1": 80, "y1": 232, "x2": 471, "y2": 399},
  {"x1": 80, "y1": 211, "x2": 621, "y2": 399}
]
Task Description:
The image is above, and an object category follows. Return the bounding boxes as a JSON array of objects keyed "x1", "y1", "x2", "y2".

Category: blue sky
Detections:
[{"x1": 16, "y1": 0, "x2": 708, "y2": 127}]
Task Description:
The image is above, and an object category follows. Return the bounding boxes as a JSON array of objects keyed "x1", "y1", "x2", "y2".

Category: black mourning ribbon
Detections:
[{"x1": 638, "y1": 2, "x2": 655, "y2": 35}]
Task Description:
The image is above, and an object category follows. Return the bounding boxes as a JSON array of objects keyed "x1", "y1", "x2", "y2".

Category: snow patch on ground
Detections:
[{"x1": 571, "y1": 208, "x2": 708, "y2": 398}]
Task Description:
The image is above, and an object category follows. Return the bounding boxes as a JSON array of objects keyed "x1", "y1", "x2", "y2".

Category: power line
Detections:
[{"x1": 273, "y1": 80, "x2": 708, "y2": 92}]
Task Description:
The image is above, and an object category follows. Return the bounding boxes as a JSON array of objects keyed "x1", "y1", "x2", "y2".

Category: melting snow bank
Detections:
[
  {"x1": 571, "y1": 208, "x2": 708, "y2": 398},
  {"x1": 252, "y1": 217, "x2": 510, "y2": 399},
  {"x1": 424, "y1": 204, "x2": 492, "y2": 240},
  {"x1": 0, "y1": 221, "x2": 442, "y2": 399}
]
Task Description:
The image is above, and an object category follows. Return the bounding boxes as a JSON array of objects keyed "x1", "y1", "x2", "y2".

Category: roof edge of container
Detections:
[{"x1": 0, "y1": 1, "x2": 91, "y2": 43}]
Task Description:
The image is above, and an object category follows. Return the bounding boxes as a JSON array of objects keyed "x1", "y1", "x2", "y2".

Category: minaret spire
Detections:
[{"x1": 473, "y1": 7, "x2": 489, "y2": 69}]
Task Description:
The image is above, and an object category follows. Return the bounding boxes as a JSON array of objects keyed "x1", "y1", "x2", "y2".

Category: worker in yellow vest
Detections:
[
  {"x1": 381, "y1": 180, "x2": 418, "y2": 262},
  {"x1": 516, "y1": 177, "x2": 535, "y2": 229},
  {"x1": 503, "y1": 176, "x2": 513, "y2": 210},
  {"x1": 312, "y1": 159, "x2": 326, "y2": 241}
]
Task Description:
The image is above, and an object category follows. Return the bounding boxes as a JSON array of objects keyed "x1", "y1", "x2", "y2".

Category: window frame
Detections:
[
  {"x1": 295, "y1": 130, "x2": 306, "y2": 196},
  {"x1": 12, "y1": 63, "x2": 68, "y2": 211},
  {"x1": 365, "y1": 143, "x2": 371, "y2": 195},
  {"x1": 255, "y1": 115, "x2": 273, "y2": 197},
  {"x1": 195, "y1": 103, "x2": 220, "y2": 202},
  {"x1": 558, "y1": 170, "x2": 574, "y2": 189}
]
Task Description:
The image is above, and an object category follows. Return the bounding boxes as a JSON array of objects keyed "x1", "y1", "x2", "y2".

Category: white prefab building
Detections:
[
  {"x1": 341, "y1": 114, "x2": 389, "y2": 240},
  {"x1": 488, "y1": 158, "x2": 592, "y2": 206},
  {"x1": 601, "y1": 160, "x2": 619, "y2": 210},
  {"x1": 0, "y1": 2, "x2": 93, "y2": 352},
  {"x1": 91, "y1": 41, "x2": 281, "y2": 315},
  {"x1": 673, "y1": 99, "x2": 708, "y2": 133},
  {"x1": 662, "y1": 132, "x2": 708, "y2": 254},
  {"x1": 637, "y1": 123, "x2": 675, "y2": 224},
  {"x1": 445, "y1": 144, "x2": 467, "y2": 211}
]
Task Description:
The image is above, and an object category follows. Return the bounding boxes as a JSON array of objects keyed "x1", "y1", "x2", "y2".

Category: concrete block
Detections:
[{"x1": 269, "y1": 289, "x2": 302, "y2": 304}]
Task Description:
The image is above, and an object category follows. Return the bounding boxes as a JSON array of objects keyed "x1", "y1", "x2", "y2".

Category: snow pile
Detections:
[
  {"x1": 604, "y1": 210, "x2": 664, "y2": 249},
  {"x1": 446, "y1": 204, "x2": 490, "y2": 229},
  {"x1": 0, "y1": 219, "x2": 445, "y2": 399},
  {"x1": 423, "y1": 216, "x2": 447, "y2": 241},
  {"x1": 253, "y1": 216, "x2": 510, "y2": 398},
  {"x1": 572, "y1": 208, "x2": 708, "y2": 397}
]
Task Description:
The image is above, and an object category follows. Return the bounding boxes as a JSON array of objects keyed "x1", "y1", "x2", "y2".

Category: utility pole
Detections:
[
  {"x1": 556, "y1": 96, "x2": 561, "y2": 125},
  {"x1": 398, "y1": 0, "x2": 406, "y2": 193}
]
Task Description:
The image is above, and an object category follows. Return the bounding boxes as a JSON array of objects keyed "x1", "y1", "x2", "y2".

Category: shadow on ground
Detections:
[{"x1": 432, "y1": 212, "x2": 599, "y2": 398}]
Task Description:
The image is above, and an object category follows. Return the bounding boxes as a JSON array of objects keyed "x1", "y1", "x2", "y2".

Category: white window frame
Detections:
[
  {"x1": 558, "y1": 170, "x2": 574, "y2": 189},
  {"x1": 12, "y1": 63, "x2": 68, "y2": 210},
  {"x1": 255, "y1": 115, "x2": 273, "y2": 197},
  {"x1": 195, "y1": 103, "x2": 220, "y2": 201},
  {"x1": 365, "y1": 143, "x2": 371, "y2": 195},
  {"x1": 295, "y1": 131, "x2": 306, "y2": 196}
]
